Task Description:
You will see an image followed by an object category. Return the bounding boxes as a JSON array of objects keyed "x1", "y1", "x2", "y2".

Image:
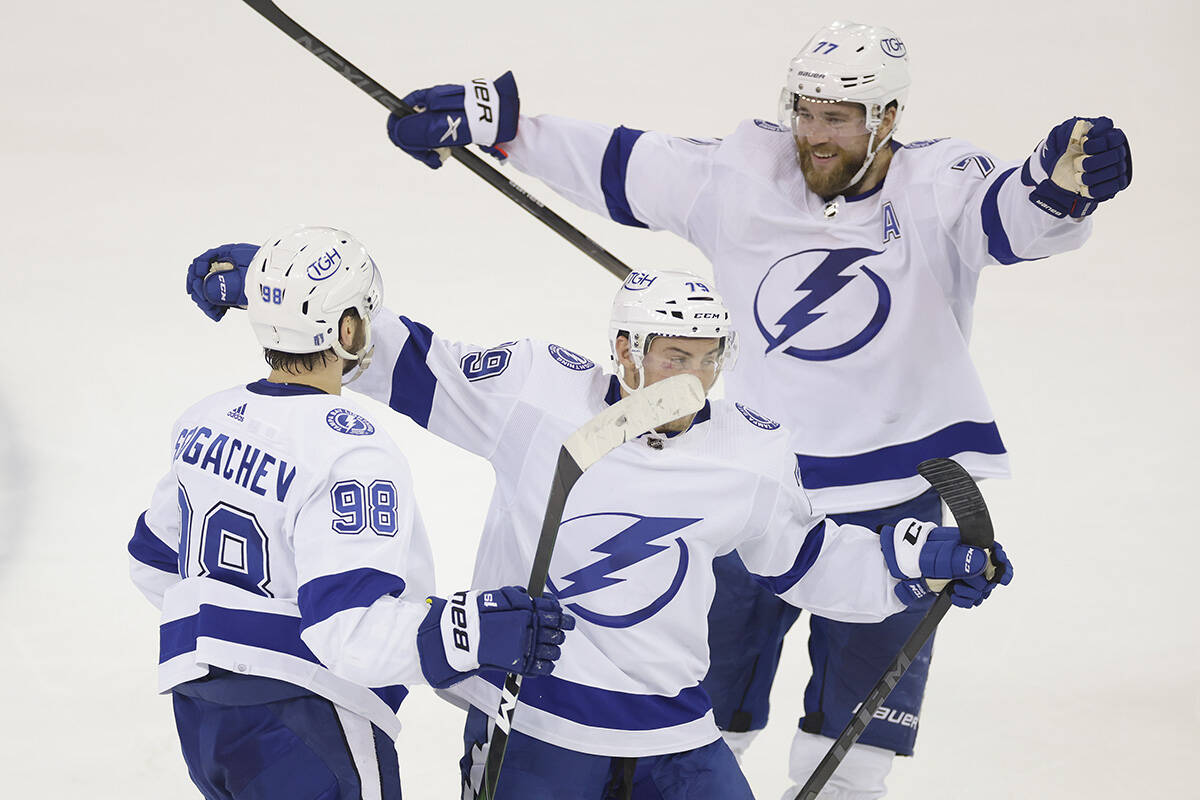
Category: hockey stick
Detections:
[
  {"x1": 478, "y1": 373, "x2": 707, "y2": 800},
  {"x1": 794, "y1": 457, "x2": 999, "y2": 800},
  {"x1": 240, "y1": 0, "x2": 633, "y2": 280}
]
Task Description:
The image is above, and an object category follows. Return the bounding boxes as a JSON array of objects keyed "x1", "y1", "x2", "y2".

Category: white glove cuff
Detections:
[
  {"x1": 439, "y1": 590, "x2": 482, "y2": 673},
  {"x1": 891, "y1": 518, "x2": 935, "y2": 579},
  {"x1": 464, "y1": 78, "x2": 500, "y2": 145}
]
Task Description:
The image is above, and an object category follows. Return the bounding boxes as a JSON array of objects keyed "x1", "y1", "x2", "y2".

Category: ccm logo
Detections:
[
  {"x1": 450, "y1": 591, "x2": 470, "y2": 652},
  {"x1": 694, "y1": 312, "x2": 723, "y2": 319}
]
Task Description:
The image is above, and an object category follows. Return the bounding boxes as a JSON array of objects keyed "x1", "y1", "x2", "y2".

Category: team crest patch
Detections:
[
  {"x1": 736, "y1": 403, "x2": 780, "y2": 430},
  {"x1": 754, "y1": 119, "x2": 787, "y2": 133},
  {"x1": 903, "y1": 138, "x2": 948, "y2": 149},
  {"x1": 326, "y1": 408, "x2": 375, "y2": 436},
  {"x1": 548, "y1": 344, "x2": 595, "y2": 371}
]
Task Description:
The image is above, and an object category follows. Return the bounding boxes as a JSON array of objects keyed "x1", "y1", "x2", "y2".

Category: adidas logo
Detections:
[{"x1": 227, "y1": 403, "x2": 247, "y2": 422}]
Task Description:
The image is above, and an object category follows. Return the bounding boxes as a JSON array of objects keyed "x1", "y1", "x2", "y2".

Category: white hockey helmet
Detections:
[
  {"x1": 246, "y1": 226, "x2": 384, "y2": 379},
  {"x1": 609, "y1": 268, "x2": 737, "y2": 393},
  {"x1": 778, "y1": 21, "x2": 911, "y2": 187}
]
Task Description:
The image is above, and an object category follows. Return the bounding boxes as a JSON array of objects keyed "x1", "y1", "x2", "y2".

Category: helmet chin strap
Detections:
[
  {"x1": 836, "y1": 128, "x2": 891, "y2": 195},
  {"x1": 614, "y1": 357, "x2": 645, "y2": 396},
  {"x1": 334, "y1": 315, "x2": 374, "y2": 386}
]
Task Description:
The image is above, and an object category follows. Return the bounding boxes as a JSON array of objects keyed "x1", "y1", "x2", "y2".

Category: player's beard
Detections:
[{"x1": 796, "y1": 139, "x2": 866, "y2": 200}]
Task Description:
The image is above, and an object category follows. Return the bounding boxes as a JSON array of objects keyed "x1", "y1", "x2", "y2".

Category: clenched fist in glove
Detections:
[
  {"x1": 1029, "y1": 116, "x2": 1132, "y2": 218},
  {"x1": 386, "y1": 72, "x2": 520, "y2": 169},
  {"x1": 879, "y1": 519, "x2": 1013, "y2": 608},
  {"x1": 417, "y1": 587, "x2": 575, "y2": 688},
  {"x1": 186, "y1": 243, "x2": 256, "y2": 321}
]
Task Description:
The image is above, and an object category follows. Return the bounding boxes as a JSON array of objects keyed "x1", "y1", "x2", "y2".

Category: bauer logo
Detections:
[
  {"x1": 623, "y1": 271, "x2": 657, "y2": 291},
  {"x1": 326, "y1": 408, "x2": 375, "y2": 436},
  {"x1": 548, "y1": 344, "x2": 595, "y2": 371},
  {"x1": 736, "y1": 403, "x2": 780, "y2": 430},
  {"x1": 881, "y1": 38, "x2": 906, "y2": 58},
  {"x1": 306, "y1": 247, "x2": 342, "y2": 281}
]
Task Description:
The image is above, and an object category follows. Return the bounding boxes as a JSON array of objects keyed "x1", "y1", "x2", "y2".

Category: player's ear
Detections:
[
  {"x1": 880, "y1": 102, "x2": 898, "y2": 139},
  {"x1": 339, "y1": 312, "x2": 359, "y2": 351},
  {"x1": 614, "y1": 335, "x2": 634, "y2": 367}
]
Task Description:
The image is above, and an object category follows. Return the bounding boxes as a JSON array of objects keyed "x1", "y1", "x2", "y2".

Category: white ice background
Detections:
[{"x1": 1, "y1": 1, "x2": 1196, "y2": 797}]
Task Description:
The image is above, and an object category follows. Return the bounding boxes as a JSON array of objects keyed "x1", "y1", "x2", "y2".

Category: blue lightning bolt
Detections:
[
  {"x1": 554, "y1": 516, "x2": 700, "y2": 600},
  {"x1": 766, "y1": 248, "x2": 882, "y2": 353}
]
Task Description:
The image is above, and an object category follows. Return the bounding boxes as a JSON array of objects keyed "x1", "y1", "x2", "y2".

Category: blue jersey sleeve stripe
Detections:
[
  {"x1": 371, "y1": 684, "x2": 410, "y2": 714},
  {"x1": 1020, "y1": 156, "x2": 1037, "y2": 187},
  {"x1": 981, "y1": 167, "x2": 1042, "y2": 266},
  {"x1": 297, "y1": 568, "x2": 408, "y2": 629},
  {"x1": 750, "y1": 520, "x2": 826, "y2": 594},
  {"x1": 796, "y1": 420, "x2": 1006, "y2": 490},
  {"x1": 160, "y1": 606, "x2": 319, "y2": 665},
  {"x1": 483, "y1": 672, "x2": 710, "y2": 730},
  {"x1": 388, "y1": 316, "x2": 437, "y2": 428},
  {"x1": 128, "y1": 512, "x2": 178, "y2": 574},
  {"x1": 600, "y1": 126, "x2": 650, "y2": 229}
]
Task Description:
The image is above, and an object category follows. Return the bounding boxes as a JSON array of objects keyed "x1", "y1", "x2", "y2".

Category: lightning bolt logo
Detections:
[
  {"x1": 555, "y1": 515, "x2": 698, "y2": 600},
  {"x1": 753, "y1": 247, "x2": 891, "y2": 362}
]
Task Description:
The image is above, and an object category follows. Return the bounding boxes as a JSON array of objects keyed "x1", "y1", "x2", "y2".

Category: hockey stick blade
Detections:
[
  {"x1": 564, "y1": 373, "x2": 707, "y2": 472},
  {"x1": 795, "y1": 458, "x2": 993, "y2": 800},
  {"x1": 480, "y1": 374, "x2": 705, "y2": 799},
  {"x1": 916, "y1": 457, "x2": 994, "y2": 548},
  {"x1": 239, "y1": 0, "x2": 632, "y2": 279}
]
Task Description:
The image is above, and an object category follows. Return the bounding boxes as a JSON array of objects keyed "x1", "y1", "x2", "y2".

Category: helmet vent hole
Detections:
[{"x1": 301, "y1": 301, "x2": 309, "y2": 314}]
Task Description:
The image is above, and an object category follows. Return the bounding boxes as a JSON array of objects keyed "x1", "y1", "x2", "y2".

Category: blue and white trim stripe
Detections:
[
  {"x1": 751, "y1": 520, "x2": 826, "y2": 594},
  {"x1": 388, "y1": 316, "x2": 437, "y2": 428},
  {"x1": 601, "y1": 126, "x2": 649, "y2": 229},
  {"x1": 156, "y1": 579, "x2": 409, "y2": 734},
  {"x1": 981, "y1": 167, "x2": 1046, "y2": 266},
  {"x1": 160, "y1": 605, "x2": 319, "y2": 665},
  {"x1": 484, "y1": 672, "x2": 710, "y2": 731},
  {"x1": 796, "y1": 420, "x2": 1006, "y2": 491},
  {"x1": 297, "y1": 568, "x2": 408, "y2": 628}
]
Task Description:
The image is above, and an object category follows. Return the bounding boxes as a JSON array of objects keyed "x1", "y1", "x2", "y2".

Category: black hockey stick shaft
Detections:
[
  {"x1": 480, "y1": 446, "x2": 582, "y2": 800},
  {"x1": 240, "y1": 0, "x2": 633, "y2": 280},
  {"x1": 795, "y1": 457, "x2": 995, "y2": 800}
]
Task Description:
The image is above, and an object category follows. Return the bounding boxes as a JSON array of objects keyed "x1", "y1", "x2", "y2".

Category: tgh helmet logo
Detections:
[{"x1": 881, "y1": 38, "x2": 906, "y2": 58}]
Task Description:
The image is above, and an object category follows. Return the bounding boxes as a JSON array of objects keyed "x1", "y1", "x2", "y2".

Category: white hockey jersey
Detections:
[
  {"x1": 503, "y1": 115, "x2": 1094, "y2": 512},
  {"x1": 128, "y1": 379, "x2": 437, "y2": 738},
  {"x1": 352, "y1": 313, "x2": 905, "y2": 756}
]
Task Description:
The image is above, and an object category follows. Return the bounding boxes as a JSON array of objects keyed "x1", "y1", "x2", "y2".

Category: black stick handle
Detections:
[{"x1": 242, "y1": 0, "x2": 633, "y2": 280}]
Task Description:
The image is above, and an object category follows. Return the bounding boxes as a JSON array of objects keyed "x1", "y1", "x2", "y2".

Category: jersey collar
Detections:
[
  {"x1": 246, "y1": 379, "x2": 329, "y2": 397},
  {"x1": 844, "y1": 140, "x2": 902, "y2": 203}
]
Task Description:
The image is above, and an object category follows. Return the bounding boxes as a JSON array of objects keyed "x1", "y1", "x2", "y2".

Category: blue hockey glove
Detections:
[
  {"x1": 880, "y1": 519, "x2": 1013, "y2": 608},
  {"x1": 1029, "y1": 116, "x2": 1132, "y2": 218},
  {"x1": 186, "y1": 243, "x2": 257, "y2": 321},
  {"x1": 417, "y1": 587, "x2": 575, "y2": 688},
  {"x1": 386, "y1": 71, "x2": 520, "y2": 169}
]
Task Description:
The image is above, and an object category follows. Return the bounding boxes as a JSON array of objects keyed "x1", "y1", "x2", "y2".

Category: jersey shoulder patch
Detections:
[
  {"x1": 735, "y1": 403, "x2": 780, "y2": 430},
  {"x1": 547, "y1": 344, "x2": 596, "y2": 371},
  {"x1": 753, "y1": 119, "x2": 787, "y2": 133},
  {"x1": 902, "y1": 138, "x2": 950, "y2": 149},
  {"x1": 326, "y1": 408, "x2": 376, "y2": 436}
]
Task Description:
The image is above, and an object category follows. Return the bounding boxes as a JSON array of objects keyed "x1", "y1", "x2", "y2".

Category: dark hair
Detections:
[{"x1": 263, "y1": 308, "x2": 360, "y2": 375}]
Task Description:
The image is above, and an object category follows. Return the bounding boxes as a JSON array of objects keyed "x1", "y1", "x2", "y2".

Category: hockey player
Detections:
[
  {"x1": 383, "y1": 19, "x2": 1131, "y2": 798},
  {"x1": 187, "y1": 256, "x2": 1012, "y2": 799},
  {"x1": 130, "y1": 226, "x2": 573, "y2": 800}
]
